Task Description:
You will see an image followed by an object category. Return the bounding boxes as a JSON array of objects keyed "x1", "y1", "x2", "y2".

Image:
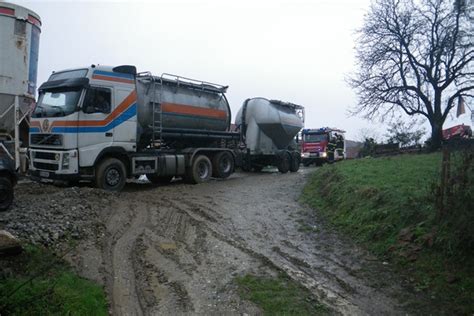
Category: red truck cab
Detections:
[
  {"x1": 300, "y1": 128, "x2": 345, "y2": 166},
  {"x1": 442, "y1": 124, "x2": 472, "y2": 140}
]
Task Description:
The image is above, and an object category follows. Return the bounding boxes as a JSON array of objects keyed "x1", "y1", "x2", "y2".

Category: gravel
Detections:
[{"x1": 0, "y1": 180, "x2": 115, "y2": 248}]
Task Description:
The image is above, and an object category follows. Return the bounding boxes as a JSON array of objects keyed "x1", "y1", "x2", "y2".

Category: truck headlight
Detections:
[
  {"x1": 301, "y1": 152, "x2": 310, "y2": 158},
  {"x1": 62, "y1": 153, "x2": 70, "y2": 168},
  {"x1": 321, "y1": 152, "x2": 327, "y2": 158}
]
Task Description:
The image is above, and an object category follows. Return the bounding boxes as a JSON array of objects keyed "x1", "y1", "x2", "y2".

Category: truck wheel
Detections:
[
  {"x1": 147, "y1": 174, "x2": 173, "y2": 185},
  {"x1": 96, "y1": 158, "x2": 127, "y2": 191},
  {"x1": 289, "y1": 153, "x2": 300, "y2": 172},
  {"x1": 277, "y1": 152, "x2": 290, "y2": 174},
  {"x1": 188, "y1": 155, "x2": 212, "y2": 184},
  {"x1": 0, "y1": 177, "x2": 13, "y2": 212},
  {"x1": 212, "y1": 152, "x2": 234, "y2": 179}
]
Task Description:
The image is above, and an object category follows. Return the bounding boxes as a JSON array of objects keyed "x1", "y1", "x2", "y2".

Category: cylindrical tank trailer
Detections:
[
  {"x1": 236, "y1": 97, "x2": 304, "y2": 153},
  {"x1": 135, "y1": 74, "x2": 231, "y2": 137},
  {"x1": 235, "y1": 97, "x2": 304, "y2": 172}
]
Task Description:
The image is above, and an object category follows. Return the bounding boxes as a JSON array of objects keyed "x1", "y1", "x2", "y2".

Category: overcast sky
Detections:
[{"x1": 11, "y1": 0, "x2": 472, "y2": 140}]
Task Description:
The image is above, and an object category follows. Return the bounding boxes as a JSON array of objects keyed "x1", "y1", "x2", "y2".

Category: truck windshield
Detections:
[
  {"x1": 32, "y1": 88, "x2": 82, "y2": 118},
  {"x1": 304, "y1": 134, "x2": 327, "y2": 142}
]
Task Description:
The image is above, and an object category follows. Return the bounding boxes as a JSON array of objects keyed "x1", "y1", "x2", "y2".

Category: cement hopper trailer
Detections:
[{"x1": 235, "y1": 97, "x2": 304, "y2": 173}]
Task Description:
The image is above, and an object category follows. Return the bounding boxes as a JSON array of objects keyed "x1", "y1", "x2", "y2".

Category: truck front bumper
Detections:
[
  {"x1": 29, "y1": 148, "x2": 80, "y2": 180},
  {"x1": 29, "y1": 169, "x2": 82, "y2": 182},
  {"x1": 301, "y1": 152, "x2": 327, "y2": 160}
]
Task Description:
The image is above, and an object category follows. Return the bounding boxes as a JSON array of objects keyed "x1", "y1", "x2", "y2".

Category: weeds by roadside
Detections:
[{"x1": 0, "y1": 245, "x2": 107, "y2": 315}]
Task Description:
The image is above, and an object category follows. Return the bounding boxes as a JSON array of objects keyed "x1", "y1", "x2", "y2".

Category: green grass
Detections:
[
  {"x1": 235, "y1": 273, "x2": 328, "y2": 315},
  {"x1": 0, "y1": 245, "x2": 108, "y2": 315},
  {"x1": 301, "y1": 152, "x2": 474, "y2": 314},
  {"x1": 302, "y1": 154, "x2": 441, "y2": 253}
]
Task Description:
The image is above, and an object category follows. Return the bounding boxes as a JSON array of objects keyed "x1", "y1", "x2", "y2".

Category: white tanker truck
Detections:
[{"x1": 28, "y1": 65, "x2": 304, "y2": 191}]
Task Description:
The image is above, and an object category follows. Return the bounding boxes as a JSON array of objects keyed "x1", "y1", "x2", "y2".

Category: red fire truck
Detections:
[
  {"x1": 300, "y1": 128, "x2": 345, "y2": 166},
  {"x1": 442, "y1": 124, "x2": 472, "y2": 140}
]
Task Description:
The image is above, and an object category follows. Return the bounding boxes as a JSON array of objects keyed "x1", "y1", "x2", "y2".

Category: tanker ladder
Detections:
[
  {"x1": 137, "y1": 72, "x2": 164, "y2": 148},
  {"x1": 152, "y1": 75, "x2": 163, "y2": 148}
]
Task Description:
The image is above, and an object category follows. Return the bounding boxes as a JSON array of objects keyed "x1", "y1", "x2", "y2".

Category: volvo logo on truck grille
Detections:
[{"x1": 42, "y1": 119, "x2": 49, "y2": 131}]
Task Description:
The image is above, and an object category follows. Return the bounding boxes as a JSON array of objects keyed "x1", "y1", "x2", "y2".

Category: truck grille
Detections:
[
  {"x1": 33, "y1": 162, "x2": 59, "y2": 171},
  {"x1": 30, "y1": 134, "x2": 63, "y2": 146},
  {"x1": 34, "y1": 151, "x2": 57, "y2": 160}
]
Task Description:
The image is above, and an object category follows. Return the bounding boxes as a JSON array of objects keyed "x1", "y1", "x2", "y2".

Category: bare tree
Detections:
[{"x1": 349, "y1": 0, "x2": 473, "y2": 150}]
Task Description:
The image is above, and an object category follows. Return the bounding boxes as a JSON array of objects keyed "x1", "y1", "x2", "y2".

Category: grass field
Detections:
[
  {"x1": 0, "y1": 245, "x2": 108, "y2": 315},
  {"x1": 302, "y1": 152, "x2": 474, "y2": 314},
  {"x1": 235, "y1": 273, "x2": 327, "y2": 315}
]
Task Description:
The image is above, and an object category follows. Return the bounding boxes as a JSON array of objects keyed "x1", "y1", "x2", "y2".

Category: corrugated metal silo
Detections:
[{"x1": 0, "y1": 1, "x2": 41, "y2": 169}]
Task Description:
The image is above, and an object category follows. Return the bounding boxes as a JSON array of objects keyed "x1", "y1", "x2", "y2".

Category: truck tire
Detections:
[
  {"x1": 277, "y1": 152, "x2": 290, "y2": 174},
  {"x1": 188, "y1": 155, "x2": 212, "y2": 184},
  {"x1": 289, "y1": 153, "x2": 300, "y2": 172},
  {"x1": 96, "y1": 158, "x2": 127, "y2": 191},
  {"x1": 212, "y1": 152, "x2": 234, "y2": 179},
  {"x1": 0, "y1": 177, "x2": 13, "y2": 212},
  {"x1": 147, "y1": 175, "x2": 173, "y2": 185}
]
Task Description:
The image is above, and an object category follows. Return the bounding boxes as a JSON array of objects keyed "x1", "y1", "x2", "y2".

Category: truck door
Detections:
[
  {"x1": 77, "y1": 85, "x2": 114, "y2": 167},
  {"x1": 112, "y1": 88, "x2": 137, "y2": 145}
]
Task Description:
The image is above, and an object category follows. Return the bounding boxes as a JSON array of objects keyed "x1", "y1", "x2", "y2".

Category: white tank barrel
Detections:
[
  {"x1": 0, "y1": 1, "x2": 41, "y2": 137},
  {"x1": 235, "y1": 98, "x2": 304, "y2": 154}
]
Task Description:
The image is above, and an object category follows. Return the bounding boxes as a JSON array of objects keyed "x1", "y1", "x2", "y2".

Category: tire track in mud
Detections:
[
  {"x1": 164, "y1": 173, "x2": 409, "y2": 316},
  {"x1": 110, "y1": 192, "x2": 261, "y2": 315},
  {"x1": 79, "y1": 171, "x2": 422, "y2": 315},
  {"x1": 102, "y1": 201, "x2": 148, "y2": 316},
  {"x1": 168, "y1": 197, "x2": 363, "y2": 315},
  {"x1": 135, "y1": 201, "x2": 198, "y2": 314}
]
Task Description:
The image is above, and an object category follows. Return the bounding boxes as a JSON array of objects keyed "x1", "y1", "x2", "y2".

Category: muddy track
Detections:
[
  {"x1": 68, "y1": 169, "x2": 431, "y2": 315},
  {"x1": 101, "y1": 201, "x2": 148, "y2": 315}
]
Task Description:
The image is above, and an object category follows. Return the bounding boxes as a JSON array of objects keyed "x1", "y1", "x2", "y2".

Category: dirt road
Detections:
[
  {"x1": 3, "y1": 167, "x2": 432, "y2": 314},
  {"x1": 57, "y1": 168, "x2": 423, "y2": 315}
]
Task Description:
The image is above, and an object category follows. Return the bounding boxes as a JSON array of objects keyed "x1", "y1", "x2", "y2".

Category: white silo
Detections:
[{"x1": 0, "y1": 1, "x2": 41, "y2": 170}]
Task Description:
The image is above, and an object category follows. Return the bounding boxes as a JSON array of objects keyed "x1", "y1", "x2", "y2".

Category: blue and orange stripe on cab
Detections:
[
  {"x1": 30, "y1": 91, "x2": 137, "y2": 133},
  {"x1": 91, "y1": 70, "x2": 135, "y2": 84}
]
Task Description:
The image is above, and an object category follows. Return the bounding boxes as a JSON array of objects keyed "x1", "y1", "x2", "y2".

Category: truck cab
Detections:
[
  {"x1": 301, "y1": 128, "x2": 345, "y2": 166},
  {"x1": 29, "y1": 64, "x2": 239, "y2": 191},
  {"x1": 442, "y1": 124, "x2": 472, "y2": 140},
  {"x1": 29, "y1": 65, "x2": 138, "y2": 188}
]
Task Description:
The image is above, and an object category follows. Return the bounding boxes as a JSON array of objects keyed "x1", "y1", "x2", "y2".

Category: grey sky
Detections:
[{"x1": 12, "y1": 0, "x2": 472, "y2": 140}]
